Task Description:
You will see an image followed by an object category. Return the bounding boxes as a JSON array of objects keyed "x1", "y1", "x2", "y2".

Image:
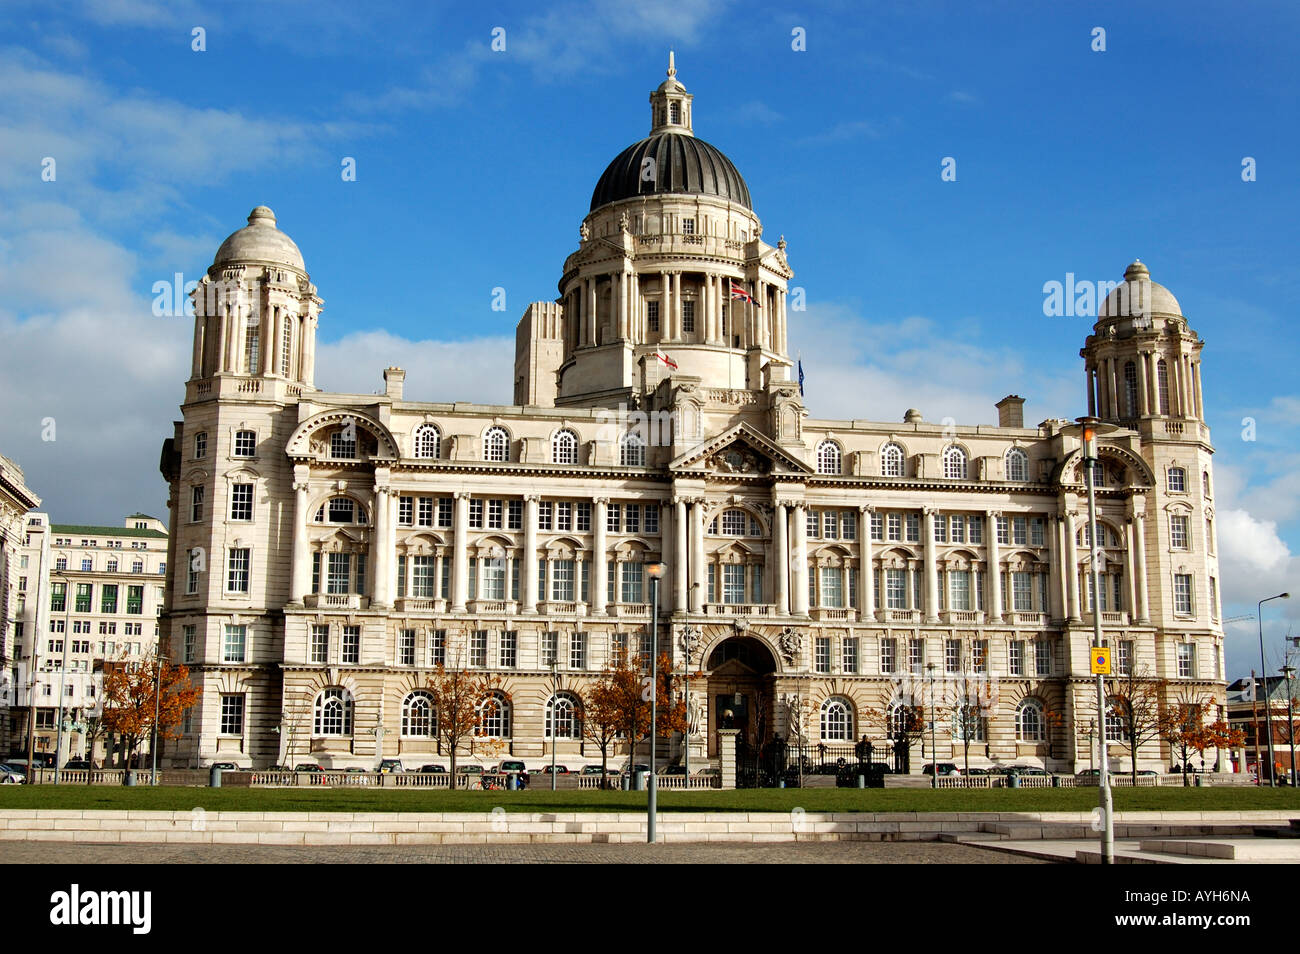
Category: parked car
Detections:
[
  {"x1": 419, "y1": 764, "x2": 448, "y2": 774},
  {"x1": 210, "y1": 761, "x2": 240, "y2": 772},
  {"x1": 62, "y1": 759, "x2": 97, "y2": 771},
  {"x1": 1138, "y1": 769, "x2": 1160, "y2": 777},
  {"x1": 540, "y1": 765, "x2": 569, "y2": 775},
  {"x1": 377, "y1": 759, "x2": 404, "y2": 774},
  {"x1": 496, "y1": 760, "x2": 527, "y2": 775},
  {"x1": 623, "y1": 763, "x2": 651, "y2": 775},
  {"x1": 922, "y1": 762, "x2": 961, "y2": 777},
  {"x1": 0, "y1": 764, "x2": 26, "y2": 784},
  {"x1": 294, "y1": 763, "x2": 324, "y2": 772},
  {"x1": 963, "y1": 767, "x2": 989, "y2": 776},
  {"x1": 695, "y1": 767, "x2": 721, "y2": 777},
  {"x1": 457, "y1": 764, "x2": 483, "y2": 775},
  {"x1": 1075, "y1": 768, "x2": 1101, "y2": 778},
  {"x1": 1003, "y1": 765, "x2": 1048, "y2": 776},
  {"x1": 661, "y1": 765, "x2": 687, "y2": 775},
  {"x1": 580, "y1": 765, "x2": 606, "y2": 775}
]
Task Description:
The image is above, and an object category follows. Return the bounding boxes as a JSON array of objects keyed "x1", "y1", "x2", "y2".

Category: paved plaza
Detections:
[{"x1": 3, "y1": 839, "x2": 1042, "y2": 864}]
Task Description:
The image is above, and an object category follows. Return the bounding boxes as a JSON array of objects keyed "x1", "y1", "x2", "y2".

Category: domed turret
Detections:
[
  {"x1": 1098, "y1": 259, "x2": 1183, "y2": 319},
  {"x1": 213, "y1": 206, "x2": 306, "y2": 272}
]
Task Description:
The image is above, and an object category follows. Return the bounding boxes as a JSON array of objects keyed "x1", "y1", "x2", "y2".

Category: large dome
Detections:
[
  {"x1": 1099, "y1": 260, "x2": 1182, "y2": 318},
  {"x1": 590, "y1": 132, "x2": 752, "y2": 212},
  {"x1": 213, "y1": 206, "x2": 305, "y2": 271}
]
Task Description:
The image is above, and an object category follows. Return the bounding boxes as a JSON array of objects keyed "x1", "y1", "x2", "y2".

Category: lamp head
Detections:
[{"x1": 646, "y1": 562, "x2": 665, "y2": 579}]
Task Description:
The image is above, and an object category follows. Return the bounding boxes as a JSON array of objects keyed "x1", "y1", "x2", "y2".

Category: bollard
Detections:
[
  {"x1": 777, "y1": 777, "x2": 785, "y2": 789},
  {"x1": 1195, "y1": 774, "x2": 1204, "y2": 788},
  {"x1": 620, "y1": 775, "x2": 630, "y2": 791},
  {"x1": 123, "y1": 770, "x2": 136, "y2": 787},
  {"x1": 1052, "y1": 775, "x2": 1062, "y2": 788},
  {"x1": 856, "y1": 773, "x2": 865, "y2": 789},
  {"x1": 209, "y1": 765, "x2": 222, "y2": 788},
  {"x1": 1008, "y1": 774, "x2": 1020, "y2": 789}
]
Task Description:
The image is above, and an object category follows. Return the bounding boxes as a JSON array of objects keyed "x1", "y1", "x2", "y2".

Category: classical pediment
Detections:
[{"x1": 669, "y1": 422, "x2": 812, "y2": 476}]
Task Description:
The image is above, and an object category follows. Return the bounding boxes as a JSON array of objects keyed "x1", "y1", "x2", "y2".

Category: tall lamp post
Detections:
[
  {"x1": 1060, "y1": 417, "x2": 1119, "y2": 864},
  {"x1": 52, "y1": 571, "x2": 73, "y2": 785},
  {"x1": 150, "y1": 642, "x2": 166, "y2": 786},
  {"x1": 1258, "y1": 592, "x2": 1290, "y2": 786},
  {"x1": 646, "y1": 562, "x2": 665, "y2": 844},
  {"x1": 926, "y1": 662, "x2": 936, "y2": 789},
  {"x1": 1282, "y1": 665, "x2": 1297, "y2": 788},
  {"x1": 549, "y1": 657, "x2": 558, "y2": 792}
]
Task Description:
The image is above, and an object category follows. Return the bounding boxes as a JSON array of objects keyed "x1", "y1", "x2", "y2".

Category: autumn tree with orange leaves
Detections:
[
  {"x1": 579, "y1": 670, "x2": 625, "y2": 788},
  {"x1": 423, "y1": 660, "x2": 509, "y2": 790},
  {"x1": 100, "y1": 652, "x2": 201, "y2": 768},
  {"x1": 611, "y1": 651, "x2": 687, "y2": 772}
]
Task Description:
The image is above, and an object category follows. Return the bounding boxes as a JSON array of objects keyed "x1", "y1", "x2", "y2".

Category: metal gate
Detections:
[{"x1": 735, "y1": 738, "x2": 902, "y2": 788}]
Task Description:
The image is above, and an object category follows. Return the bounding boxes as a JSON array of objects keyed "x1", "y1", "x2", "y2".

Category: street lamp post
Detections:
[
  {"x1": 150, "y1": 644, "x2": 165, "y2": 786},
  {"x1": 52, "y1": 571, "x2": 72, "y2": 785},
  {"x1": 550, "y1": 658, "x2": 558, "y2": 792},
  {"x1": 1282, "y1": 665, "x2": 1297, "y2": 788},
  {"x1": 646, "y1": 562, "x2": 665, "y2": 844},
  {"x1": 1258, "y1": 593, "x2": 1290, "y2": 787},
  {"x1": 926, "y1": 662, "x2": 936, "y2": 789}
]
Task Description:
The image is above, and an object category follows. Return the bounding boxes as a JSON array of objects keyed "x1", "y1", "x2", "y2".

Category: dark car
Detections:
[
  {"x1": 541, "y1": 765, "x2": 569, "y2": 775},
  {"x1": 62, "y1": 759, "x2": 96, "y2": 771},
  {"x1": 580, "y1": 765, "x2": 606, "y2": 776},
  {"x1": 457, "y1": 764, "x2": 484, "y2": 775},
  {"x1": 661, "y1": 765, "x2": 688, "y2": 776},
  {"x1": 294, "y1": 763, "x2": 324, "y2": 772},
  {"x1": 419, "y1": 764, "x2": 448, "y2": 774},
  {"x1": 963, "y1": 767, "x2": 989, "y2": 776}
]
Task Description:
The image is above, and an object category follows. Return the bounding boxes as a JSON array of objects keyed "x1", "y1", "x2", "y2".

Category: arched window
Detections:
[
  {"x1": 816, "y1": 440, "x2": 842, "y2": 475},
  {"x1": 669, "y1": 102, "x2": 681, "y2": 124},
  {"x1": 414, "y1": 424, "x2": 441, "y2": 460},
  {"x1": 483, "y1": 427, "x2": 509, "y2": 463},
  {"x1": 545, "y1": 692, "x2": 583, "y2": 739},
  {"x1": 1016, "y1": 699, "x2": 1046, "y2": 743},
  {"x1": 553, "y1": 429, "x2": 579, "y2": 465},
  {"x1": 314, "y1": 687, "x2": 353, "y2": 736},
  {"x1": 886, "y1": 701, "x2": 916, "y2": 739},
  {"x1": 880, "y1": 442, "x2": 904, "y2": 477},
  {"x1": 943, "y1": 445, "x2": 968, "y2": 480},
  {"x1": 1005, "y1": 447, "x2": 1029, "y2": 482},
  {"x1": 719, "y1": 509, "x2": 748, "y2": 536},
  {"x1": 820, "y1": 697, "x2": 854, "y2": 741},
  {"x1": 1123, "y1": 360, "x2": 1139, "y2": 418},
  {"x1": 401, "y1": 691, "x2": 436, "y2": 738},
  {"x1": 477, "y1": 692, "x2": 511, "y2": 738},
  {"x1": 1167, "y1": 466, "x2": 1186, "y2": 494},
  {"x1": 1202, "y1": 470, "x2": 1211, "y2": 498},
  {"x1": 1156, "y1": 359, "x2": 1170, "y2": 415},
  {"x1": 620, "y1": 433, "x2": 646, "y2": 467}
]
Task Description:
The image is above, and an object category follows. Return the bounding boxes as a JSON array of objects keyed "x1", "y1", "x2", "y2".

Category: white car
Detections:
[{"x1": 0, "y1": 763, "x2": 27, "y2": 784}]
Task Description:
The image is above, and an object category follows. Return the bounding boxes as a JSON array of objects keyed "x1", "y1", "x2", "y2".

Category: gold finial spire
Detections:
[{"x1": 667, "y1": 49, "x2": 676, "y2": 79}]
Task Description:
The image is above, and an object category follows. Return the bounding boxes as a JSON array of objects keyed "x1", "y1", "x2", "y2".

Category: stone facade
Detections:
[
  {"x1": 0, "y1": 454, "x2": 41, "y2": 752},
  {"x1": 4, "y1": 513, "x2": 168, "y2": 763},
  {"x1": 157, "y1": 60, "x2": 1225, "y2": 773}
]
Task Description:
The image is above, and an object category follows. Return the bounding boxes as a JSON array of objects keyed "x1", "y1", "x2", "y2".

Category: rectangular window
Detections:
[
  {"x1": 806, "y1": 509, "x2": 820, "y2": 538},
  {"x1": 223, "y1": 625, "x2": 246, "y2": 663},
  {"x1": 972, "y1": 640, "x2": 987, "y2": 673},
  {"x1": 682, "y1": 299, "x2": 695, "y2": 334},
  {"x1": 500, "y1": 630, "x2": 517, "y2": 668},
  {"x1": 326, "y1": 552, "x2": 350, "y2": 595},
  {"x1": 625, "y1": 504, "x2": 641, "y2": 534},
  {"x1": 1034, "y1": 640, "x2": 1051, "y2": 677},
  {"x1": 538, "y1": 502, "x2": 553, "y2": 531},
  {"x1": 996, "y1": 516, "x2": 1010, "y2": 545},
  {"x1": 551, "y1": 560, "x2": 575, "y2": 601},
  {"x1": 1012, "y1": 516, "x2": 1027, "y2": 546},
  {"x1": 1012, "y1": 572, "x2": 1033, "y2": 612},
  {"x1": 182, "y1": 624, "x2": 197, "y2": 663},
  {"x1": 905, "y1": 513, "x2": 920, "y2": 543},
  {"x1": 682, "y1": 217, "x2": 695, "y2": 235},
  {"x1": 399, "y1": 629, "x2": 416, "y2": 666},
  {"x1": 556, "y1": 501, "x2": 573, "y2": 532},
  {"x1": 871, "y1": 511, "x2": 884, "y2": 541},
  {"x1": 487, "y1": 499, "x2": 503, "y2": 530},
  {"x1": 311, "y1": 624, "x2": 328, "y2": 664},
  {"x1": 1210, "y1": 577, "x2": 1219, "y2": 621},
  {"x1": 842, "y1": 636, "x2": 859, "y2": 674},
  {"x1": 74, "y1": 583, "x2": 92, "y2": 613},
  {"x1": 880, "y1": 637, "x2": 897, "y2": 674},
  {"x1": 819, "y1": 566, "x2": 843, "y2": 608},
  {"x1": 933, "y1": 516, "x2": 947, "y2": 543},
  {"x1": 1170, "y1": 515, "x2": 1189, "y2": 550},
  {"x1": 467, "y1": 558, "x2": 477, "y2": 600},
  {"x1": 51, "y1": 582, "x2": 66, "y2": 612},
  {"x1": 719, "y1": 564, "x2": 745, "y2": 604},
  {"x1": 468, "y1": 498, "x2": 484, "y2": 529},
  {"x1": 411, "y1": 556, "x2": 434, "y2": 598},
  {"x1": 886, "y1": 512, "x2": 901, "y2": 542},
  {"x1": 611, "y1": 632, "x2": 628, "y2": 666},
  {"x1": 570, "y1": 632, "x2": 586, "y2": 669},
  {"x1": 822, "y1": 511, "x2": 837, "y2": 539},
  {"x1": 220, "y1": 694, "x2": 245, "y2": 736},
  {"x1": 342, "y1": 626, "x2": 360, "y2": 664},
  {"x1": 542, "y1": 631, "x2": 559, "y2": 668},
  {"x1": 647, "y1": 300, "x2": 660, "y2": 333},
  {"x1": 191, "y1": 485, "x2": 204, "y2": 522},
  {"x1": 607, "y1": 504, "x2": 621, "y2": 533},
  {"x1": 1009, "y1": 640, "x2": 1024, "y2": 676},
  {"x1": 398, "y1": 496, "x2": 413, "y2": 525},
  {"x1": 195, "y1": 431, "x2": 207, "y2": 458},
  {"x1": 229, "y1": 483, "x2": 254, "y2": 521},
  {"x1": 1174, "y1": 574, "x2": 1194, "y2": 615},
  {"x1": 430, "y1": 630, "x2": 447, "y2": 667},
  {"x1": 969, "y1": 516, "x2": 983, "y2": 544},
  {"x1": 1168, "y1": 468, "x2": 1186, "y2": 493},
  {"x1": 126, "y1": 585, "x2": 144, "y2": 614},
  {"x1": 1177, "y1": 642, "x2": 1196, "y2": 678},
  {"x1": 507, "y1": 499, "x2": 523, "y2": 530},
  {"x1": 416, "y1": 497, "x2": 433, "y2": 527},
  {"x1": 234, "y1": 430, "x2": 256, "y2": 457},
  {"x1": 1117, "y1": 639, "x2": 1133, "y2": 676},
  {"x1": 396, "y1": 555, "x2": 407, "y2": 599},
  {"x1": 948, "y1": 570, "x2": 971, "y2": 611},
  {"x1": 577, "y1": 502, "x2": 593, "y2": 532},
  {"x1": 481, "y1": 556, "x2": 505, "y2": 600},
  {"x1": 1029, "y1": 517, "x2": 1045, "y2": 547},
  {"x1": 621, "y1": 561, "x2": 645, "y2": 604},
  {"x1": 908, "y1": 638, "x2": 924, "y2": 675},
  {"x1": 814, "y1": 637, "x2": 831, "y2": 674},
  {"x1": 944, "y1": 639, "x2": 961, "y2": 674},
  {"x1": 437, "y1": 497, "x2": 453, "y2": 528},
  {"x1": 227, "y1": 549, "x2": 250, "y2": 593},
  {"x1": 885, "y1": 568, "x2": 906, "y2": 609},
  {"x1": 949, "y1": 514, "x2": 964, "y2": 543}
]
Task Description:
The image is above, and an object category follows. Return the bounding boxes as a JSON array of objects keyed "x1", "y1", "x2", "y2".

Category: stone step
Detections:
[{"x1": 1138, "y1": 838, "x2": 1300, "y2": 861}]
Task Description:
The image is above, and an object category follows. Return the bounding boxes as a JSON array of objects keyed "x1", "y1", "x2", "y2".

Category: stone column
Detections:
[
  {"x1": 792, "y1": 504, "x2": 810, "y2": 615},
  {"x1": 303, "y1": 315, "x2": 317, "y2": 385},
  {"x1": 1046, "y1": 516, "x2": 1063, "y2": 620},
  {"x1": 673, "y1": 497, "x2": 688, "y2": 611},
  {"x1": 690, "y1": 498, "x2": 706, "y2": 613},
  {"x1": 1124, "y1": 519, "x2": 1139, "y2": 619},
  {"x1": 662, "y1": 270, "x2": 673, "y2": 340},
  {"x1": 262, "y1": 304, "x2": 277, "y2": 376},
  {"x1": 922, "y1": 508, "x2": 939, "y2": 623},
  {"x1": 1134, "y1": 352, "x2": 1149, "y2": 416},
  {"x1": 1108, "y1": 357, "x2": 1120, "y2": 419},
  {"x1": 1133, "y1": 512, "x2": 1150, "y2": 623},
  {"x1": 524, "y1": 495, "x2": 539, "y2": 613},
  {"x1": 987, "y1": 511, "x2": 1003, "y2": 623},
  {"x1": 616, "y1": 272, "x2": 628, "y2": 339},
  {"x1": 672, "y1": 271, "x2": 683, "y2": 341},
  {"x1": 773, "y1": 500, "x2": 789, "y2": 615},
  {"x1": 593, "y1": 498, "x2": 609, "y2": 613},
  {"x1": 860, "y1": 505, "x2": 875, "y2": 621},
  {"x1": 1087, "y1": 367, "x2": 1096, "y2": 417},
  {"x1": 778, "y1": 289, "x2": 788, "y2": 354},
  {"x1": 452, "y1": 492, "x2": 470, "y2": 611},
  {"x1": 372, "y1": 485, "x2": 391, "y2": 607},
  {"x1": 1065, "y1": 513, "x2": 1081, "y2": 621},
  {"x1": 191, "y1": 312, "x2": 205, "y2": 378},
  {"x1": 1193, "y1": 361, "x2": 1204, "y2": 419},
  {"x1": 290, "y1": 478, "x2": 311, "y2": 602}
]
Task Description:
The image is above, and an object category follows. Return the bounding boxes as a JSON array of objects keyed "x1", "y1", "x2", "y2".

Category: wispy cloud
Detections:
[
  {"x1": 945, "y1": 89, "x2": 980, "y2": 105},
  {"x1": 796, "y1": 119, "x2": 885, "y2": 146}
]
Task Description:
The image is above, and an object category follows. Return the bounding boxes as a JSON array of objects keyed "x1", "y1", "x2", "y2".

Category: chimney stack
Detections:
[
  {"x1": 996, "y1": 395, "x2": 1025, "y2": 429},
  {"x1": 384, "y1": 367, "x2": 406, "y2": 401}
]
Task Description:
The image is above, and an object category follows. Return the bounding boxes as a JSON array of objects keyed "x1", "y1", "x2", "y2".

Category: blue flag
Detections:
[{"x1": 797, "y1": 359, "x2": 805, "y2": 396}]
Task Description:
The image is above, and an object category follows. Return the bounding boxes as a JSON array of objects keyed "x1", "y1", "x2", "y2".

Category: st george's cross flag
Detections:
[{"x1": 655, "y1": 350, "x2": 678, "y2": 370}]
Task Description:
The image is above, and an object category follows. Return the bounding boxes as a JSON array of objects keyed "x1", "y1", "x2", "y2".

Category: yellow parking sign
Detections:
[{"x1": 1090, "y1": 647, "x2": 1112, "y2": 675}]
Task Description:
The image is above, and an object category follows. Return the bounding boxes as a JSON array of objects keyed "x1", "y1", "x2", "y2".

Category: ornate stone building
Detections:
[
  {"x1": 158, "y1": 59, "x2": 1224, "y2": 772},
  {"x1": 0, "y1": 454, "x2": 41, "y2": 752}
]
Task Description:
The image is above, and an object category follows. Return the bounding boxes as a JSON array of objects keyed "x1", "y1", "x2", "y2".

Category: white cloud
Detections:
[{"x1": 314, "y1": 331, "x2": 513, "y2": 406}]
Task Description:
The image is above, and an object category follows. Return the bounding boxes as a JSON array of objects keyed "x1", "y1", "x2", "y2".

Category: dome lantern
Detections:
[{"x1": 649, "y1": 50, "x2": 693, "y2": 136}]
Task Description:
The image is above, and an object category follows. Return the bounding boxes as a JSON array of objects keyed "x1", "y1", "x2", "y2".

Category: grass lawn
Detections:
[{"x1": 1, "y1": 785, "x2": 1299, "y2": 814}]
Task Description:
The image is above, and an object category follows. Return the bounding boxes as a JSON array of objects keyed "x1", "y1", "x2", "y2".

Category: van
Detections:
[
  {"x1": 377, "y1": 758, "x2": 405, "y2": 774},
  {"x1": 496, "y1": 760, "x2": 526, "y2": 774}
]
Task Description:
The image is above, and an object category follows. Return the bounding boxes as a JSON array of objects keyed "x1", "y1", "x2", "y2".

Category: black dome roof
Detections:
[{"x1": 590, "y1": 132, "x2": 752, "y2": 212}]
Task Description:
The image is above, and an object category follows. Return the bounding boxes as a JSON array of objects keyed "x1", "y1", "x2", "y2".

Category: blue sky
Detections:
[{"x1": 0, "y1": 0, "x2": 1297, "y2": 676}]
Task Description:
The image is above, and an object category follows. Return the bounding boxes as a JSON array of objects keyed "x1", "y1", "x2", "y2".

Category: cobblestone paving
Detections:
[{"x1": 5, "y1": 840, "x2": 1046, "y2": 864}]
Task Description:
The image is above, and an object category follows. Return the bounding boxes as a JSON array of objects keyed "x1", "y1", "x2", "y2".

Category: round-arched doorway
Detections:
[{"x1": 704, "y1": 636, "x2": 778, "y2": 757}]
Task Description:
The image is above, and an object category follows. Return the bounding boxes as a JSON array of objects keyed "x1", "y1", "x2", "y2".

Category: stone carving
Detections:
[
  {"x1": 709, "y1": 446, "x2": 765, "y2": 475},
  {"x1": 678, "y1": 625, "x2": 701, "y2": 661},
  {"x1": 618, "y1": 211, "x2": 629, "y2": 233},
  {"x1": 777, "y1": 626, "x2": 802, "y2": 665},
  {"x1": 580, "y1": 221, "x2": 590, "y2": 241}
]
